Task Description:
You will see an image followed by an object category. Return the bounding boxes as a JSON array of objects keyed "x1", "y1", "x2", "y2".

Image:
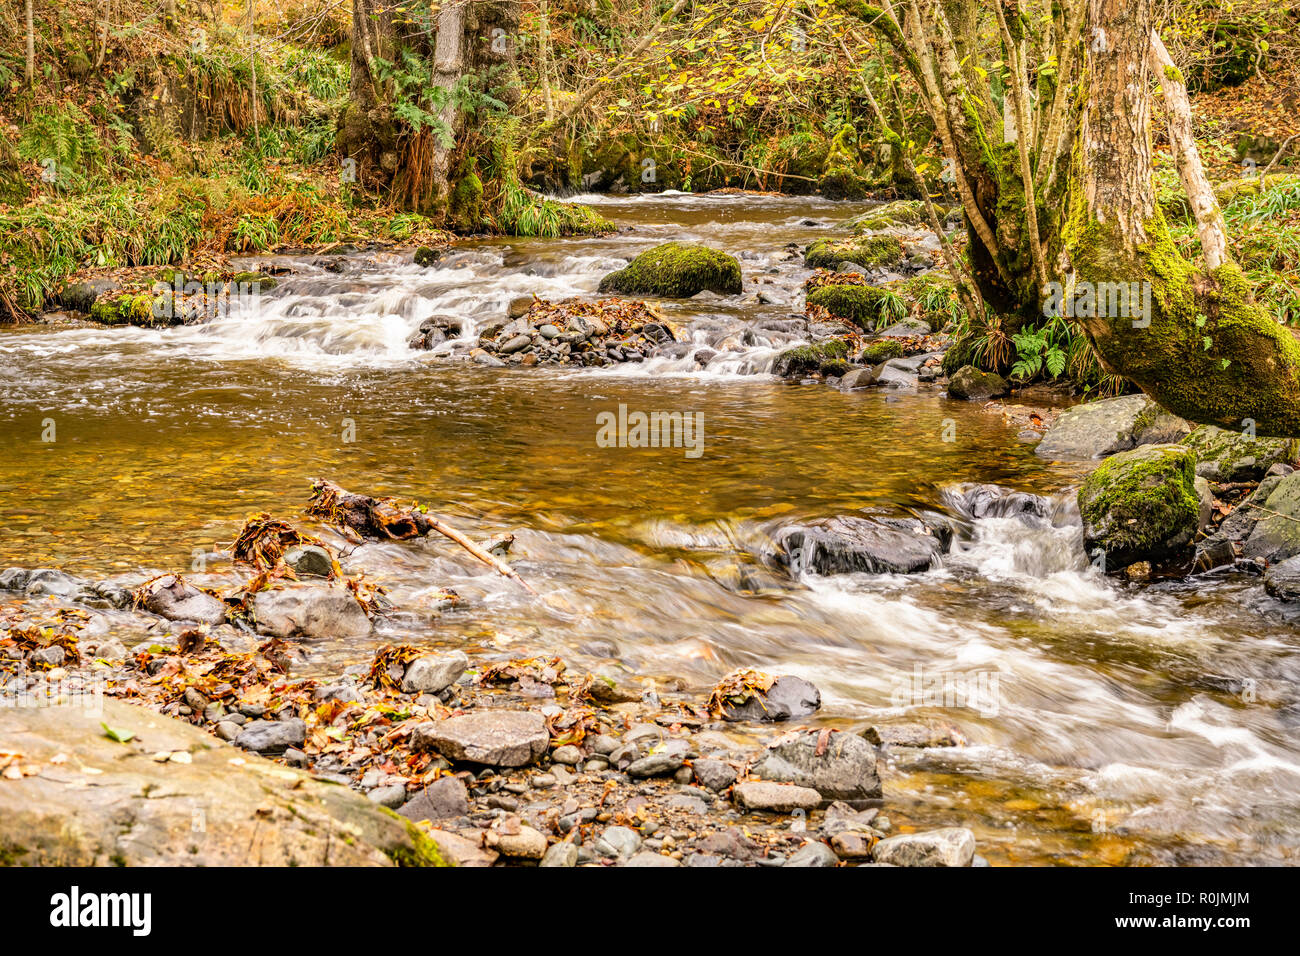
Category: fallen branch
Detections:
[{"x1": 307, "y1": 479, "x2": 536, "y2": 595}]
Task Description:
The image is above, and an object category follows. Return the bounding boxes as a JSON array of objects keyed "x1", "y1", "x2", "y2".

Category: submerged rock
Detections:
[
  {"x1": 597, "y1": 242, "x2": 742, "y2": 298},
  {"x1": 1264, "y1": 556, "x2": 1300, "y2": 600},
  {"x1": 771, "y1": 514, "x2": 950, "y2": 575},
  {"x1": 1078, "y1": 444, "x2": 1201, "y2": 571},
  {"x1": 1036, "y1": 394, "x2": 1190, "y2": 461},
  {"x1": 750, "y1": 729, "x2": 882, "y2": 806}
]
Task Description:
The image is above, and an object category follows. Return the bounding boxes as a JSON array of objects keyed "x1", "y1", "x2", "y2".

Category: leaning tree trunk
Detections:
[{"x1": 1065, "y1": 0, "x2": 1300, "y2": 436}]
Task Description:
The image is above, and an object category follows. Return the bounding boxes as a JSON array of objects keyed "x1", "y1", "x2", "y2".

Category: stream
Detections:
[{"x1": 3, "y1": 192, "x2": 1300, "y2": 865}]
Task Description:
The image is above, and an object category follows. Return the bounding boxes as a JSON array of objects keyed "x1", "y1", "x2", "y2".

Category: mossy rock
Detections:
[
  {"x1": 1078, "y1": 444, "x2": 1201, "y2": 571},
  {"x1": 772, "y1": 339, "x2": 850, "y2": 378},
  {"x1": 806, "y1": 284, "x2": 893, "y2": 331},
  {"x1": 948, "y1": 365, "x2": 1009, "y2": 401},
  {"x1": 414, "y1": 246, "x2": 443, "y2": 267},
  {"x1": 597, "y1": 242, "x2": 742, "y2": 298},
  {"x1": 1243, "y1": 472, "x2": 1300, "y2": 563},
  {"x1": 1180, "y1": 425, "x2": 1297, "y2": 482},
  {"x1": 818, "y1": 165, "x2": 872, "y2": 201},
  {"x1": 859, "y1": 339, "x2": 906, "y2": 364},
  {"x1": 447, "y1": 168, "x2": 484, "y2": 232},
  {"x1": 819, "y1": 358, "x2": 854, "y2": 377},
  {"x1": 229, "y1": 271, "x2": 277, "y2": 292},
  {"x1": 90, "y1": 292, "x2": 179, "y2": 328},
  {"x1": 845, "y1": 200, "x2": 926, "y2": 234},
  {"x1": 806, "y1": 235, "x2": 904, "y2": 271}
]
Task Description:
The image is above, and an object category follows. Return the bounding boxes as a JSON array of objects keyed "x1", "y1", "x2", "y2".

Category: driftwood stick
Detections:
[{"x1": 307, "y1": 479, "x2": 536, "y2": 595}]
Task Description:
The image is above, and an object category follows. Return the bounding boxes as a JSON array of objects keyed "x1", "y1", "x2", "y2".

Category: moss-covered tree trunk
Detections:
[
  {"x1": 338, "y1": 0, "x2": 398, "y2": 190},
  {"x1": 1065, "y1": 0, "x2": 1300, "y2": 436}
]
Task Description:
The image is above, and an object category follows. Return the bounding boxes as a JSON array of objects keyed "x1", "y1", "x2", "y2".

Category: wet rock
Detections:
[
  {"x1": 401, "y1": 651, "x2": 468, "y2": 695},
  {"x1": 840, "y1": 366, "x2": 878, "y2": 390},
  {"x1": 692, "y1": 758, "x2": 738, "y2": 792},
  {"x1": 1181, "y1": 425, "x2": 1295, "y2": 482},
  {"x1": 541, "y1": 842, "x2": 579, "y2": 867},
  {"x1": 0, "y1": 700, "x2": 447, "y2": 866},
  {"x1": 586, "y1": 674, "x2": 642, "y2": 704},
  {"x1": 397, "y1": 776, "x2": 469, "y2": 822},
  {"x1": 1243, "y1": 472, "x2": 1300, "y2": 564},
  {"x1": 252, "y1": 587, "x2": 371, "y2": 640},
  {"x1": 411, "y1": 711, "x2": 549, "y2": 767},
  {"x1": 1035, "y1": 394, "x2": 1190, "y2": 461},
  {"x1": 771, "y1": 514, "x2": 950, "y2": 575},
  {"x1": 597, "y1": 242, "x2": 743, "y2": 298},
  {"x1": 56, "y1": 278, "x2": 121, "y2": 313},
  {"x1": 948, "y1": 365, "x2": 1009, "y2": 401},
  {"x1": 949, "y1": 483, "x2": 1050, "y2": 522},
  {"x1": 1265, "y1": 555, "x2": 1300, "y2": 600},
  {"x1": 139, "y1": 574, "x2": 228, "y2": 625},
  {"x1": 830, "y1": 832, "x2": 875, "y2": 859},
  {"x1": 772, "y1": 339, "x2": 851, "y2": 378},
  {"x1": 413, "y1": 246, "x2": 443, "y2": 267},
  {"x1": 874, "y1": 359, "x2": 920, "y2": 389},
  {"x1": 720, "y1": 675, "x2": 821, "y2": 721},
  {"x1": 873, "y1": 827, "x2": 976, "y2": 867},
  {"x1": 284, "y1": 545, "x2": 334, "y2": 578},
  {"x1": 1079, "y1": 444, "x2": 1201, "y2": 571},
  {"x1": 733, "y1": 781, "x2": 822, "y2": 813},
  {"x1": 784, "y1": 842, "x2": 839, "y2": 867},
  {"x1": 0, "y1": 568, "x2": 29, "y2": 591},
  {"x1": 234, "y1": 718, "x2": 306, "y2": 754},
  {"x1": 750, "y1": 729, "x2": 882, "y2": 806},
  {"x1": 864, "y1": 721, "x2": 967, "y2": 748}
]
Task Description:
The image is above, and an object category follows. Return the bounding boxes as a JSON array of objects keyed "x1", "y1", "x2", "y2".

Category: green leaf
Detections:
[{"x1": 101, "y1": 722, "x2": 135, "y2": 743}]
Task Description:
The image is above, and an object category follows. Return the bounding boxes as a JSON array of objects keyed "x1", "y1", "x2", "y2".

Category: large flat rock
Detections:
[
  {"x1": 0, "y1": 700, "x2": 445, "y2": 866},
  {"x1": 411, "y1": 711, "x2": 549, "y2": 767},
  {"x1": 1035, "y1": 394, "x2": 1189, "y2": 461}
]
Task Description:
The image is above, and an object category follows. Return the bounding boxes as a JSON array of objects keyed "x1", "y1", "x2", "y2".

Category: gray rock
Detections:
[
  {"x1": 750, "y1": 729, "x2": 881, "y2": 806},
  {"x1": 874, "y1": 359, "x2": 918, "y2": 389},
  {"x1": 540, "y1": 842, "x2": 579, "y2": 867},
  {"x1": 139, "y1": 575, "x2": 228, "y2": 625},
  {"x1": 784, "y1": 842, "x2": 839, "y2": 867},
  {"x1": 839, "y1": 366, "x2": 879, "y2": 390},
  {"x1": 625, "y1": 851, "x2": 681, "y2": 867},
  {"x1": 947, "y1": 365, "x2": 1008, "y2": 401},
  {"x1": 234, "y1": 718, "x2": 306, "y2": 754},
  {"x1": 594, "y1": 825, "x2": 642, "y2": 860},
  {"x1": 721, "y1": 675, "x2": 821, "y2": 722},
  {"x1": 733, "y1": 781, "x2": 822, "y2": 813},
  {"x1": 1181, "y1": 425, "x2": 1295, "y2": 482},
  {"x1": 397, "y1": 776, "x2": 468, "y2": 821},
  {"x1": 551, "y1": 745, "x2": 583, "y2": 765},
  {"x1": 1244, "y1": 472, "x2": 1300, "y2": 564},
  {"x1": 401, "y1": 652, "x2": 468, "y2": 694},
  {"x1": 873, "y1": 827, "x2": 976, "y2": 867},
  {"x1": 284, "y1": 545, "x2": 334, "y2": 578},
  {"x1": 875, "y1": 318, "x2": 932, "y2": 338},
  {"x1": 0, "y1": 568, "x2": 30, "y2": 591},
  {"x1": 215, "y1": 721, "x2": 241, "y2": 742},
  {"x1": 367, "y1": 784, "x2": 408, "y2": 809},
  {"x1": 1035, "y1": 394, "x2": 1189, "y2": 461},
  {"x1": 1265, "y1": 555, "x2": 1300, "y2": 600},
  {"x1": 692, "y1": 758, "x2": 738, "y2": 792},
  {"x1": 772, "y1": 514, "x2": 950, "y2": 575},
  {"x1": 411, "y1": 711, "x2": 549, "y2": 767},
  {"x1": 252, "y1": 587, "x2": 371, "y2": 640},
  {"x1": 628, "y1": 752, "x2": 686, "y2": 778}
]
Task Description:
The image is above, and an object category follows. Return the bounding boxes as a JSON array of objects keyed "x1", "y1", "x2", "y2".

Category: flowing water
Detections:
[{"x1": 3, "y1": 192, "x2": 1300, "y2": 865}]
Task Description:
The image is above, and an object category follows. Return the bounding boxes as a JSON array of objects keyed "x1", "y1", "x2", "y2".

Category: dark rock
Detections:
[
  {"x1": 283, "y1": 545, "x2": 334, "y2": 578},
  {"x1": 692, "y1": 758, "x2": 738, "y2": 792},
  {"x1": 139, "y1": 574, "x2": 228, "y2": 625},
  {"x1": 771, "y1": 514, "x2": 950, "y2": 575},
  {"x1": 1264, "y1": 555, "x2": 1300, "y2": 601},
  {"x1": 750, "y1": 729, "x2": 881, "y2": 806},
  {"x1": 397, "y1": 776, "x2": 469, "y2": 822},
  {"x1": 234, "y1": 718, "x2": 306, "y2": 754},
  {"x1": 721, "y1": 675, "x2": 821, "y2": 721}
]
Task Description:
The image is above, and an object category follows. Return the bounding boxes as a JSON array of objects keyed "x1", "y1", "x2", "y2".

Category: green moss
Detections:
[
  {"x1": 90, "y1": 292, "x2": 173, "y2": 327},
  {"x1": 819, "y1": 358, "x2": 854, "y2": 376},
  {"x1": 597, "y1": 242, "x2": 743, "y2": 298},
  {"x1": 380, "y1": 813, "x2": 452, "y2": 868},
  {"x1": 805, "y1": 235, "x2": 904, "y2": 271},
  {"x1": 806, "y1": 284, "x2": 891, "y2": 330},
  {"x1": 230, "y1": 271, "x2": 277, "y2": 291},
  {"x1": 1180, "y1": 425, "x2": 1297, "y2": 481},
  {"x1": 1078, "y1": 444, "x2": 1201, "y2": 569},
  {"x1": 846, "y1": 199, "x2": 925, "y2": 234},
  {"x1": 448, "y1": 168, "x2": 484, "y2": 232},
  {"x1": 859, "y1": 338, "x2": 906, "y2": 364},
  {"x1": 772, "y1": 338, "x2": 850, "y2": 377}
]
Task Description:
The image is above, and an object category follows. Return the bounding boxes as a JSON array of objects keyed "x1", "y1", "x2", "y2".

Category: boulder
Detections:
[
  {"x1": 720, "y1": 675, "x2": 821, "y2": 721},
  {"x1": 0, "y1": 700, "x2": 447, "y2": 866},
  {"x1": 771, "y1": 339, "x2": 850, "y2": 378},
  {"x1": 252, "y1": 587, "x2": 371, "y2": 640},
  {"x1": 1078, "y1": 444, "x2": 1201, "y2": 571},
  {"x1": 138, "y1": 574, "x2": 227, "y2": 625},
  {"x1": 411, "y1": 711, "x2": 549, "y2": 767},
  {"x1": 1035, "y1": 394, "x2": 1190, "y2": 461},
  {"x1": 750, "y1": 729, "x2": 882, "y2": 807},
  {"x1": 805, "y1": 284, "x2": 892, "y2": 330},
  {"x1": 805, "y1": 235, "x2": 904, "y2": 271},
  {"x1": 771, "y1": 514, "x2": 950, "y2": 575},
  {"x1": 1243, "y1": 472, "x2": 1300, "y2": 564},
  {"x1": 947, "y1": 365, "x2": 1008, "y2": 401},
  {"x1": 283, "y1": 545, "x2": 334, "y2": 578},
  {"x1": 597, "y1": 242, "x2": 742, "y2": 298},
  {"x1": 1181, "y1": 426, "x2": 1295, "y2": 482},
  {"x1": 873, "y1": 827, "x2": 976, "y2": 867}
]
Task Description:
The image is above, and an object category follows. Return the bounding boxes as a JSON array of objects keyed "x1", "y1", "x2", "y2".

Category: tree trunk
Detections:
[
  {"x1": 24, "y1": 0, "x2": 35, "y2": 87},
  {"x1": 338, "y1": 0, "x2": 398, "y2": 190},
  {"x1": 1066, "y1": 0, "x2": 1300, "y2": 436}
]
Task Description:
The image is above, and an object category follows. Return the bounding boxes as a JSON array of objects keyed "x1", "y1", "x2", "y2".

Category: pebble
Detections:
[
  {"x1": 594, "y1": 825, "x2": 642, "y2": 860},
  {"x1": 540, "y1": 842, "x2": 578, "y2": 867},
  {"x1": 551, "y1": 745, "x2": 583, "y2": 765}
]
